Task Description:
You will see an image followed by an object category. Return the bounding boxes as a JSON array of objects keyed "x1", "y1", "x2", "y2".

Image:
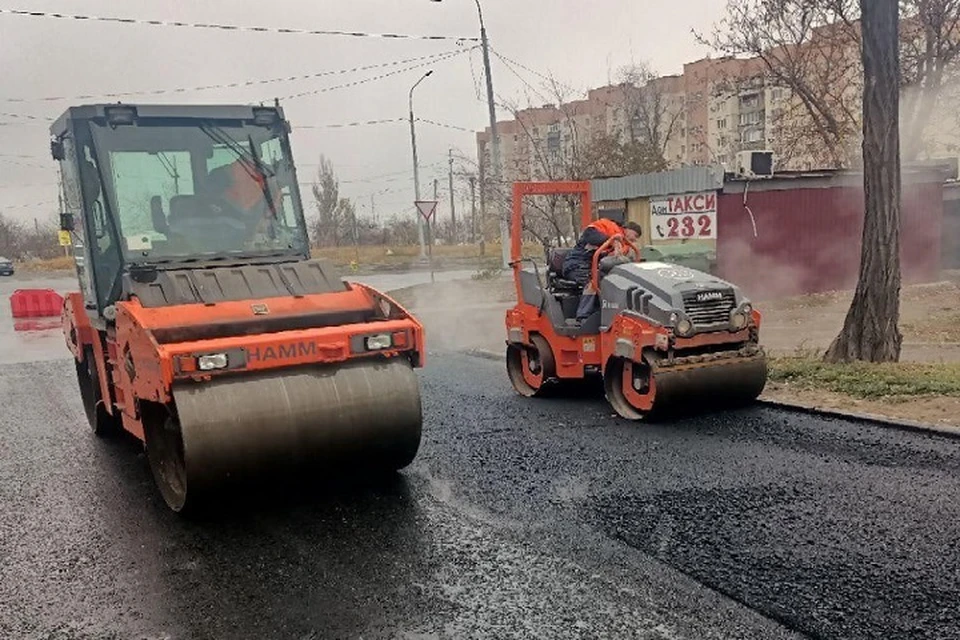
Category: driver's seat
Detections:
[
  {"x1": 545, "y1": 247, "x2": 583, "y2": 293},
  {"x1": 169, "y1": 194, "x2": 208, "y2": 225}
]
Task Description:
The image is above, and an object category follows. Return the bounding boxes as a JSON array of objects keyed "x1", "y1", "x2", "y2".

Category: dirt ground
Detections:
[{"x1": 390, "y1": 270, "x2": 960, "y2": 428}]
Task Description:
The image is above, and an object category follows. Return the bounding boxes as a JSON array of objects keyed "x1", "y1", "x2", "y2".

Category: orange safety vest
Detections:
[
  {"x1": 222, "y1": 161, "x2": 282, "y2": 212},
  {"x1": 585, "y1": 218, "x2": 624, "y2": 239}
]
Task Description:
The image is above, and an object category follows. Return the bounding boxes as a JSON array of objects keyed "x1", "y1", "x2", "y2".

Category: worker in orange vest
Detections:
[
  {"x1": 208, "y1": 160, "x2": 283, "y2": 235},
  {"x1": 562, "y1": 218, "x2": 643, "y2": 321}
]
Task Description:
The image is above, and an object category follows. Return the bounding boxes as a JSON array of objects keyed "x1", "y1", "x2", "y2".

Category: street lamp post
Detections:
[
  {"x1": 432, "y1": 0, "x2": 509, "y2": 269},
  {"x1": 409, "y1": 70, "x2": 433, "y2": 261}
]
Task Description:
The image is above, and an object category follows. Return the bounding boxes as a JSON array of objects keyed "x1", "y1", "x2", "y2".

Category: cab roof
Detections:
[{"x1": 50, "y1": 103, "x2": 287, "y2": 137}]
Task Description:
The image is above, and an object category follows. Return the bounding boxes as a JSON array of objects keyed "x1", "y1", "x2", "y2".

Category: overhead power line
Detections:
[
  {"x1": 492, "y1": 49, "x2": 577, "y2": 94},
  {"x1": 0, "y1": 182, "x2": 57, "y2": 189},
  {"x1": 0, "y1": 111, "x2": 44, "y2": 120},
  {"x1": 277, "y1": 49, "x2": 474, "y2": 100},
  {"x1": 0, "y1": 157, "x2": 53, "y2": 170},
  {"x1": 0, "y1": 200, "x2": 57, "y2": 211},
  {"x1": 2, "y1": 51, "x2": 462, "y2": 104},
  {"x1": 417, "y1": 118, "x2": 474, "y2": 133},
  {"x1": 492, "y1": 51, "x2": 554, "y2": 105},
  {"x1": 296, "y1": 118, "x2": 406, "y2": 130},
  {"x1": 0, "y1": 8, "x2": 480, "y2": 42},
  {"x1": 297, "y1": 117, "x2": 473, "y2": 132}
]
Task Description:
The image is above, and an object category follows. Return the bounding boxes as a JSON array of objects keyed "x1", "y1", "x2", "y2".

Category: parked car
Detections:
[{"x1": 0, "y1": 257, "x2": 14, "y2": 276}]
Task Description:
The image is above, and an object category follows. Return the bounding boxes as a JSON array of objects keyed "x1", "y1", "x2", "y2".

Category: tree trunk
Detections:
[{"x1": 824, "y1": 0, "x2": 903, "y2": 364}]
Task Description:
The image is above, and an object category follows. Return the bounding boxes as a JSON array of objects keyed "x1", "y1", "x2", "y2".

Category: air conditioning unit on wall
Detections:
[{"x1": 735, "y1": 150, "x2": 774, "y2": 179}]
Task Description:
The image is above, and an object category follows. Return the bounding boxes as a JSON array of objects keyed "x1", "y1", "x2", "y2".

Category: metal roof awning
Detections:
[{"x1": 591, "y1": 166, "x2": 725, "y2": 201}]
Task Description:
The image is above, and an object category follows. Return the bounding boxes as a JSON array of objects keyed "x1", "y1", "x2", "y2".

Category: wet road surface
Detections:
[{"x1": 3, "y1": 348, "x2": 960, "y2": 639}]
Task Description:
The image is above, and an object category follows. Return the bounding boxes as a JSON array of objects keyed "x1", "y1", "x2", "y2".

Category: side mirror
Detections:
[
  {"x1": 60, "y1": 212, "x2": 75, "y2": 232},
  {"x1": 51, "y1": 139, "x2": 65, "y2": 161}
]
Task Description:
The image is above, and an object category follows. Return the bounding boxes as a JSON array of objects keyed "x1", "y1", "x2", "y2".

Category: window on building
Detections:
[{"x1": 717, "y1": 118, "x2": 727, "y2": 130}]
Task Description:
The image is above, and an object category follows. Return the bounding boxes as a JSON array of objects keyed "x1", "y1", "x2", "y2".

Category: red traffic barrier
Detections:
[
  {"x1": 13, "y1": 318, "x2": 62, "y2": 332},
  {"x1": 9, "y1": 289, "x2": 65, "y2": 319}
]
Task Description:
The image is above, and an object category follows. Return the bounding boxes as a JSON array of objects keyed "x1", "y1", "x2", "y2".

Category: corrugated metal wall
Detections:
[
  {"x1": 943, "y1": 184, "x2": 960, "y2": 270},
  {"x1": 716, "y1": 182, "x2": 944, "y2": 299},
  {"x1": 592, "y1": 166, "x2": 724, "y2": 201}
]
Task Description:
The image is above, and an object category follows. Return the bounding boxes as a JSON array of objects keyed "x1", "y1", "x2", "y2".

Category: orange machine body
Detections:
[
  {"x1": 504, "y1": 180, "x2": 766, "y2": 418},
  {"x1": 63, "y1": 282, "x2": 425, "y2": 442}
]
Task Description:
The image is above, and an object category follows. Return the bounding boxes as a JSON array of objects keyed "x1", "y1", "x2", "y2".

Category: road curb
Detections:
[
  {"x1": 754, "y1": 398, "x2": 960, "y2": 440},
  {"x1": 460, "y1": 348, "x2": 960, "y2": 440}
]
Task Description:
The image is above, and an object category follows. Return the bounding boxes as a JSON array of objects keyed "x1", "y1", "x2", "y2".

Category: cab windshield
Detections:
[{"x1": 77, "y1": 118, "x2": 308, "y2": 264}]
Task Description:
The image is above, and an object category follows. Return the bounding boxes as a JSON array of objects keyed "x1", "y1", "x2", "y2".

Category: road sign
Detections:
[
  {"x1": 58, "y1": 230, "x2": 71, "y2": 247},
  {"x1": 415, "y1": 200, "x2": 438, "y2": 221}
]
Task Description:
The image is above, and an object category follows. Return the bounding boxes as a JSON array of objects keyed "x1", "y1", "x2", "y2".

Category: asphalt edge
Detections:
[
  {"x1": 753, "y1": 399, "x2": 960, "y2": 440},
  {"x1": 460, "y1": 347, "x2": 960, "y2": 440},
  {"x1": 463, "y1": 348, "x2": 502, "y2": 362}
]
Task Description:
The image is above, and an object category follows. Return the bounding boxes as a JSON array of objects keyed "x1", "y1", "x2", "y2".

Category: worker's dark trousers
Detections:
[{"x1": 563, "y1": 262, "x2": 596, "y2": 320}]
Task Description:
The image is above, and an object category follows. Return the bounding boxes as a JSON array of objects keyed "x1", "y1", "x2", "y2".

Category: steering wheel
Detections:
[{"x1": 590, "y1": 233, "x2": 641, "y2": 291}]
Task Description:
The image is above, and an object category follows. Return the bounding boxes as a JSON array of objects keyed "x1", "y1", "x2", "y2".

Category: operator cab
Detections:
[{"x1": 50, "y1": 104, "x2": 314, "y2": 320}]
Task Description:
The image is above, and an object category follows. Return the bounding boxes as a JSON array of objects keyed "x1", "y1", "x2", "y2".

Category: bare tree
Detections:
[
  {"x1": 899, "y1": 0, "x2": 960, "y2": 159},
  {"x1": 616, "y1": 63, "x2": 686, "y2": 167},
  {"x1": 0, "y1": 213, "x2": 61, "y2": 260},
  {"x1": 310, "y1": 155, "x2": 341, "y2": 247},
  {"x1": 699, "y1": 0, "x2": 863, "y2": 169},
  {"x1": 825, "y1": 0, "x2": 903, "y2": 362}
]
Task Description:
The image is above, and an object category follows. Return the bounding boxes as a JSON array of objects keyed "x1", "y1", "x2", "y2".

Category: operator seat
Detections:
[{"x1": 545, "y1": 247, "x2": 583, "y2": 294}]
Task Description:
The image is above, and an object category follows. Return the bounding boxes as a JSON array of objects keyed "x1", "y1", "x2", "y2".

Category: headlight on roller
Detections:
[
  {"x1": 197, "y1": 353, "x2": 228, "y2": 371},
  {"x1": 676, "y1": 318, "x2": 694, "y2": 337},
  {"x1": 730, "y1": 312, "x2": 747, "y2": 330},
  {"x1": 365, "y1": 334, "x2": 393, "y2": 351}
]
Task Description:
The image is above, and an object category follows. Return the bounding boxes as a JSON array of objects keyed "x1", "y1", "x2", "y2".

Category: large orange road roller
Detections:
[
  {"x1": 505, "y1": 181, "x2": 767, "y2": 420},
  {"x1": 51, "y1": 103, "x2": 424, "y2": 512}
]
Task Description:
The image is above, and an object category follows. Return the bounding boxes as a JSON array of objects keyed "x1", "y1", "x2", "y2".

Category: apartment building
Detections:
[{"x1": 476, "y1": 54, "x2": 794, "y2": 184}]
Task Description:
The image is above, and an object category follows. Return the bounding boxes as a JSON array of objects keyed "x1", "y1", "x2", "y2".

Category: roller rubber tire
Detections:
[
  {"x1": 145, "y1": 411, "x2": 189, "y2": 513},
  {"x1": 76, "y1": 347, "x2": 120, "y2": 438},
  {"x1": 605, "y1": 356, "x2": 654, "y2": 421},
  {"x1": 506, "y1": 334, "x2": 557, "y2": 397}
]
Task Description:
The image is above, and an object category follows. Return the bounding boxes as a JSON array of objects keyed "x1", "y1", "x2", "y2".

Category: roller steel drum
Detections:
[
  {"x1": 606, "y1": 353, "x2": 768, "y2": 421},
  {"x1": 650, "y1": 355, "x2": 768, "y2": 415},
  {"x1": 145, "y1": 357, "x2": 422, "y2": 512}
]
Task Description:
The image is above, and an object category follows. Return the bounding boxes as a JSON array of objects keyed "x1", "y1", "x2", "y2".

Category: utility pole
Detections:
[
  {"x1": 470, "y1": 175, "x2": 477, "y2": 245},
  {"x1": 370, "y1": 193, "x2": 376, "y2": 227},
  {"x1": 430, "y1": 0, "x2": 507, "y2": 266},
  {"x1": 478, "y1": 156, "x2": 487, "y2": 256},
  {"x1": 408, "y1": 70, "x2": 433, "y2": 261},
  {"x1": 475, "y1": 2, "x2": 508, "y2": 268},
  {"x1": 448, "y1": 149, "x2": 456, "y2": 244}
]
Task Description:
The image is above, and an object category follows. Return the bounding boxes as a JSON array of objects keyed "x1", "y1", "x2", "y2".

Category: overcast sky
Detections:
[{"x1": 0, "y1": 0, "x2": 727, "y2": 225}]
